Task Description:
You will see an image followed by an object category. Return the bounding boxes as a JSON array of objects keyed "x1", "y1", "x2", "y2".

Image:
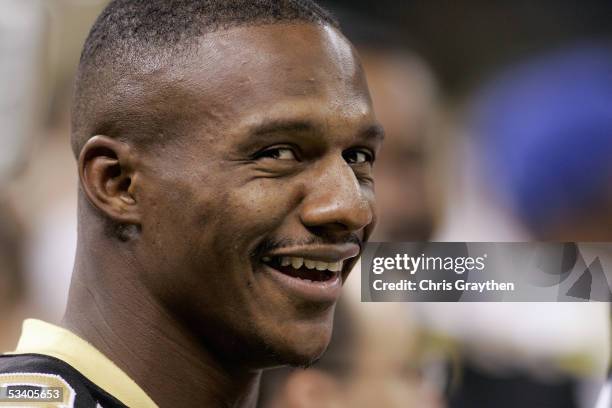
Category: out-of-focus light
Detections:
[{"x1": 0, "y1": 0, "x2": 45, "y2": 186}]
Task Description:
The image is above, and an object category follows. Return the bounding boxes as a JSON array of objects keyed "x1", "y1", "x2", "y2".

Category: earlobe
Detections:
[{"x1": 78, "y1": 136, "x2": 140, "y2": 224}]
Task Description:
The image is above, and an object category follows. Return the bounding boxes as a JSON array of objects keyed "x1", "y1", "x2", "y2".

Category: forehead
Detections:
[
  {"x1": 164, "y1": 23, "x2": 373, "y2": 134},
  {"x1": 195, "y1": 23, "x2": 361, "y2": 93}
]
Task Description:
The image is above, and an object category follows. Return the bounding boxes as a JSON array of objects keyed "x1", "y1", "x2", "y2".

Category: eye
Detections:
[
  {"x1": 255, "y1": 147, "x2": 298, "y2": 161},
  {"x1": 344, "y1": 149, "x2": 374, "y2": 165}
]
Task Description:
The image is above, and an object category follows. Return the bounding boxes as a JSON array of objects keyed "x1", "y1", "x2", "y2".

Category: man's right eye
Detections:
[{"x1": 255, "y1": 147, "x2": 298, "y2": 161}]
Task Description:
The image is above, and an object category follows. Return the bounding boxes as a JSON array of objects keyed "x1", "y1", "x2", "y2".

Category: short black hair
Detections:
[{"x1": 71, "y1": 0, "x2": 339, "y2": 158}]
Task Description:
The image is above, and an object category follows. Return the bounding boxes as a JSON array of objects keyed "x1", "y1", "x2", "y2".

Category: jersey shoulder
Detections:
[{"x1": 0, "y1": 353, "x2": 127, "y2": 408}]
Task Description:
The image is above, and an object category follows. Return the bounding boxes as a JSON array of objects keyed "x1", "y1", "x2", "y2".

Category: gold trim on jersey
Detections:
[{"x1": 5, "y1": 319, "x2": 158, "y2": 408}]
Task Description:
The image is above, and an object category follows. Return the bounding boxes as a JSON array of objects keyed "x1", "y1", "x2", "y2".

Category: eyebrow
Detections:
[
  {"x1": 361, "y1": 123, "x2": 386, "y2": 143},
  {"x1": 250, "y1": 119, "x2": 385, "y2": 143},
  {"x1": 250, "y1": 119, "x2": 320, "y2": 137}
]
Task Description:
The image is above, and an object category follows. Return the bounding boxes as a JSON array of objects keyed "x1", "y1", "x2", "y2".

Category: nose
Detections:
[{"x1": 300, "y1": 156, "x2": 374, "y2": 235}]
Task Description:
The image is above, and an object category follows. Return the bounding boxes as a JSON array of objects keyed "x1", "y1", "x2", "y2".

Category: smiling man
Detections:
[{"x1": 0, "y1": 1, "x2": 382, "y2": 407}]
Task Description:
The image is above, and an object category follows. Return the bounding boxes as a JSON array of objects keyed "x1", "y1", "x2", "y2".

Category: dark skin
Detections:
[{"x1": 63, "y1": 23, "x2": 382, "y2": 407}]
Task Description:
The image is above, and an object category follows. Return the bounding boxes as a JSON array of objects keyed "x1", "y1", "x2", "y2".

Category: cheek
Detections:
[
  {"x1": 135, "y1": 167, "x2": 219, "y2": 275},
  {"x1": 215, "y1": 179, "x2": 303, "y2": 240},
  {"x1": 139, "y1": 171, "x2": 303, "y2": 276}
]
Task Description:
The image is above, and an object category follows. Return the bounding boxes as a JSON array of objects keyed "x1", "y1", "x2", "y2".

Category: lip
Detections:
[
  {"x1": 262, "y1": 243, "x2": 361, "y2": 263},
  {"x1": 260, "y1": 262, "x2": 343, "y2": 303},
  {"x1": 256, "y1": 243, "x2": 360, "y2": 303}
]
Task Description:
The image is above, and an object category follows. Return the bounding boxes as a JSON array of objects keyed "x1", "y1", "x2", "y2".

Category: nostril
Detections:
[{"x1": 305, "y1": 224, "x2": 350, "y2": 237}]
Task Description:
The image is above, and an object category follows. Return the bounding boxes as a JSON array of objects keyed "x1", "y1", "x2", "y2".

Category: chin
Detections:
[
  {"x1": 271, "y1": 341, "x2": 330, "y2": 369},
  {"x1": 259, "y1": 319, "x2": 334, "y2": 369}
]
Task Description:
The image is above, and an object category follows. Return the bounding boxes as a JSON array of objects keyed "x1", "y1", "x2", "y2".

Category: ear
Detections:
[{"x1": 78, "y1": 135, "x2": 140, "y2": 224}]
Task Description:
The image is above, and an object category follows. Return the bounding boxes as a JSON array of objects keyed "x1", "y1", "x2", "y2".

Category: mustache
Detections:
[{"x1": 251, "y1": 233, "x2": 362, "y2": 259}]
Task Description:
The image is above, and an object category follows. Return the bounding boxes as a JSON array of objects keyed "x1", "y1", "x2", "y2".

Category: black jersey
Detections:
[
  {"x1": 0, "y1": 353, "x2": 127, "y2": 407},
  {"x1": 0, "y1": 320, "x2": 157, "y2": 408}
]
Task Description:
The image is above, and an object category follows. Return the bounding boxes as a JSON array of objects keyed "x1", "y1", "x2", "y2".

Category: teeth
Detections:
[
  {"x1": 262, "y1": 256, "x2": 271, "y2": 262},
  {"x1": 277, "y1": 256, "x2": 343, "y2": 273},
  {"x1": 291, "y1": 257, "x2": 304, "y2": 269}
]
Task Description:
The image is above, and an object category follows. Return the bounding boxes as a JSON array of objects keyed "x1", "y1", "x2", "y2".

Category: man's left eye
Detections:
[{"x1": 344, "y1": 149, "x2": 374, "y2": 164}]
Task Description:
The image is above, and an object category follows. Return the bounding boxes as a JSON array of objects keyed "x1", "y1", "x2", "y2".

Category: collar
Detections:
[{"x1": 9, "y1": 319, "x2": 158, "y2": 408}]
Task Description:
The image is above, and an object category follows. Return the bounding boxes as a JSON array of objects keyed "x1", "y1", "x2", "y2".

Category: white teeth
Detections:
[
  {"x1": 291, "y1": 257, "x2": 304, "y2": 269},
  {"x1": 274, "y1": 256, "x2": 344, "y2": 273},
  {"x1": 304, "y1": 260, "x2": 316, "y2": 269}
]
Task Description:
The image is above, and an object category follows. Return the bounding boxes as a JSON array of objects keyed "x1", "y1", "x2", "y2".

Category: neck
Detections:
[{"x1": 63, "y1": 247, "x2": 261, "y2": 408}]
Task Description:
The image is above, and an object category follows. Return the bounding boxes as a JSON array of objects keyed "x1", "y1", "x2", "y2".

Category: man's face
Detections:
[{"x1": 132, "y1": 23, "x2": 381, "y2": 367}]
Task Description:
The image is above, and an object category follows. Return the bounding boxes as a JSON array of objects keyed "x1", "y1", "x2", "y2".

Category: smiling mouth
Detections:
[{"x1": 261, "y1": 256, "x2": 342, "y2": 282}]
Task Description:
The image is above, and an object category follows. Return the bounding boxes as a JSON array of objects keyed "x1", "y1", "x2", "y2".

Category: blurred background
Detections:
[{"x1": 1, "y1": 0, "x2": 612, "y2": 407}]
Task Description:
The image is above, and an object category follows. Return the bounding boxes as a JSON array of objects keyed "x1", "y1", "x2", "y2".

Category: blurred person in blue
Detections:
[
  {"x1": 473, "y1": 43, "x2": 612, "y2": 242},
  {"x1": 455, "y1": 42, "x2": 612, "y2": 408}
]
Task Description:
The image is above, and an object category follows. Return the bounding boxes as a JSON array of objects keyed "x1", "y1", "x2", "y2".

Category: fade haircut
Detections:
[{"x1": 71, "y1": 0, "x2": 339, "y2": 158}]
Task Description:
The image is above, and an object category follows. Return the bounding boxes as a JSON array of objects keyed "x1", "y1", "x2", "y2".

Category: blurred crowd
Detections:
[{"x1": 1, "y1": 1, "x2": 611, "y2": 407}]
